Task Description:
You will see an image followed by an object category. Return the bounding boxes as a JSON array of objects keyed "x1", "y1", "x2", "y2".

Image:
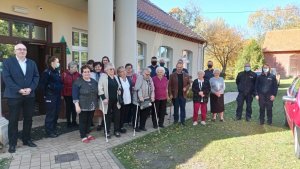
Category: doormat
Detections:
[{"x1": 55, "y1": 152, "x2": 79, "y2": 163}]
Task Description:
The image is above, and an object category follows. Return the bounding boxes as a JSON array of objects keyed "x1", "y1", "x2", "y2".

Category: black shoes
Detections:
[
  {"x1": 47, "y1": 133, "x2": 58, "y2": 138},
  {"x1": 23, "y1": 140, "x2": 37, "y2": 147},
  {"x1": 134, "y1": 128, "x2": 141, "y2": 132},
  {"x1": 235, "y1": 117, "x2": 241, "y2": 121},
  {"x1": 139, "y1": 127, "x2": 147, "y2": 131},
  {"x1": 159, "y1": 125, "x2": 165, "y2": 128},
  {"x1": 114, "y1": 132, "x2": 121, "y2": 137},
  {"x1": 97, "y1": 125, "x2": 102, "y2": 131},
  {"x1": 8, "y1": 145, "x2": 16, "y2": 153},
  {"x1": 180, "y1": 122, "x2": 186, "y2": 126},
  {"x1": 153, "y1": 125, "x2": 158, "y2": 129},
  {"x1": 72, "y1": 122, "x2": 79, "y2": 127},
  {"x1": 246, "y1": 118, "x2": 251, "y2": 122}
]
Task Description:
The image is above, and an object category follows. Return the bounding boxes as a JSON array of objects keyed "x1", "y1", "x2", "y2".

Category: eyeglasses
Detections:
[{"x1": 16, "y1": 48, "x2": 27, "y2": 51}]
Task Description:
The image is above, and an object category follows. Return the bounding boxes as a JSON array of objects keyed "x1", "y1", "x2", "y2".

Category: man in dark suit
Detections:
[{"x1": 2, "y1": 43, "x2": 39, "y2": 153}]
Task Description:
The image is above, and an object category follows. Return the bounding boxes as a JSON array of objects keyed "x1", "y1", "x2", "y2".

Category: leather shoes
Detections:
[
  {"x1": 47, "y1": 133, "x2": 58, "y2": 138},
  {"x1": 134, "y1": 128, "x2": 141, "y2": 132},
  {"x1": 120, "y1": 128, "x2": 127, "y2": 133},
  {"x1": 23, "y1": 140, "x2": 37, "y2": 147},
  {"x1": 139, "y1": 127, "x2": 147, "y2": 131},
  {"x1": 8, "y1": 145, "x2": 16, "y2": 153}
]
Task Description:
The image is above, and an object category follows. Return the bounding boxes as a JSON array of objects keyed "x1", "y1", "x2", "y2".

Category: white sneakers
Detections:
[
  {"x1": 200, "y1": 121, "x2": 206, "y2": 125},
  {"x1": 193, "y1": 121, "x2": 206, "y2": 126}
]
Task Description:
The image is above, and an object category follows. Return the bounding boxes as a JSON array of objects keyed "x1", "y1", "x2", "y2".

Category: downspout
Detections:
[{"x1": 200, "y1": 41, "x2": 208, "y2": 70}]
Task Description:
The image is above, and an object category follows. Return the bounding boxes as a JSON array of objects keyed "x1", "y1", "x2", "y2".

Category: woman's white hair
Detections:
[
  {"x1": 156, "y1": 66, "x2": 165, "y2": 74},
  {"x1": 213, "y1": 68, "x2": 221, "y2": 74},
  {"x1": 197, "y1": 70, "x2": 205, "y2": 75},
  {"x1": 141, "y1": 67, "x2": 151, "y2": 74},
  {"x1": 104, "y1": 62, "x2": 115, "y2": 71}
]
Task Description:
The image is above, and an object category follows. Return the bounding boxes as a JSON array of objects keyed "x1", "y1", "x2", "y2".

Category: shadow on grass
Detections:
[{"x1": 112, "y1": 79, "x2": 293, "y2": 169}]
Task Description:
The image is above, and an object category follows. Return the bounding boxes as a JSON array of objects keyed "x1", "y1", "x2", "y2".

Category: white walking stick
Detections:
[
  {"x1": 133, "y1": 104, "x2": 139, "y2": 137},
  {"x1": 101, "y1": 101, "x2": 108, "y2": 143},
  {"x1": 153, "y1": 103, "x2": 160, "y2": 133}
]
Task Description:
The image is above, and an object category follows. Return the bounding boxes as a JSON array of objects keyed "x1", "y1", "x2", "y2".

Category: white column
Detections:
[
  {"x1": 88, "y1": 0, "x2": 114, "y2": 62},
  {"x1": 115, "y1": 0, "x2": 137, "y2": 69}
]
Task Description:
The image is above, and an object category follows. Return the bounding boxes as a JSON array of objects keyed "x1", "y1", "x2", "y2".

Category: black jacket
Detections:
[
  {"x1": 236, "y1": 70, "x2": 257, "y2": 95},
  {"x1": 255, "y1": 72, "x2": 278, "y2": 96},
  {"x1": 39, "y1": 67, "x2": 63, "y2": 96},
  {"x1": 192, "y1": 79, "x2": 211, "y2": 103}
]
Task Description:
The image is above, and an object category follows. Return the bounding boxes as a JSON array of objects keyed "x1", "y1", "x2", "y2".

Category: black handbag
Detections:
[{"x1": 139, "y1": 98, "x2": 152, "y2": 110}]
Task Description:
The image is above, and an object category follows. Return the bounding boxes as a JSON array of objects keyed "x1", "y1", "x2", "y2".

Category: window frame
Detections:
[
  {"x1": 72, "y1": 29, "x2": 88, "y2": 68},
  {"x1": 157, "y1": 46, "x2": 173, "y2": 69}
]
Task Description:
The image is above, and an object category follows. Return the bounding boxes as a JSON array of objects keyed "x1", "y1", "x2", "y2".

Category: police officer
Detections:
[
  {"x1": 40, "y1": 56, "x2": 63, "y2": 138},
  {"x1": 255, "y1": 64, "x2": 278, "y2": 125},
  {"x1": 204, "y1": 60, "x2": 214, "y2": 81},
  {"x1": 235, "y1": 63, "x2": 257, "y2": 121}
]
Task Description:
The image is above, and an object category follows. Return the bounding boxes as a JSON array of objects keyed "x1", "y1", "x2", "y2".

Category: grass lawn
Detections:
[
  {"x1": 224, "y1": 79, "x2": 236, "y2": 92},
  {"x1": 112, "y1": 78, "x2": 298, "y2": 169}
]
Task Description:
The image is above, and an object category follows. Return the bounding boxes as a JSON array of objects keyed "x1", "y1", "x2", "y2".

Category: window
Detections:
[
  {"x1": 72, "y1": 29, "x2": 88, "y2": 68},
  {"x1": 137, "y1": 41, "x2": 146, "y2": 73},
  {"x1": 157, "y1": 46, "x2": 172, "y2": 69},
  {"x1": 0, "y1": 19, "x2": 9, "y2": 36},
  {"x1": 182, "y1": 50, "x2": 193, "y2": 73},
  {"x1": 12, "y1": 21, "x2": 29, "y2": 38},
  {"x1": 32, "y1": 25, "x2": 46, "y2": 41}
]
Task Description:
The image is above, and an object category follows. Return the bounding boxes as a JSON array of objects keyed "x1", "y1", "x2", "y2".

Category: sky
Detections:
[{"x1": 151, "y1": 0, "x2": 299, "y2": 33}]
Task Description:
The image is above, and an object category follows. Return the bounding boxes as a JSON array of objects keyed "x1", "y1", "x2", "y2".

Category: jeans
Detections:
[
  {"x1": 173, "y1": 96, "x2": 186, "y2": 123},
  {"x1": 7, "y1": 97, "x2": 35, "y2": 146}
]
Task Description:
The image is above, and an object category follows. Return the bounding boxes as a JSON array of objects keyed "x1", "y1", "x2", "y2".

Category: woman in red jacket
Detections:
[{"x1": 61, "y1": 61, "x2": 81, "y2": 127}]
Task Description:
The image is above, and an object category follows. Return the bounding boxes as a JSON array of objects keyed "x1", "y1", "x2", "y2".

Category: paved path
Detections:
[{"x1": 1, "y1": 92, "x2": 238, "y2": 169}]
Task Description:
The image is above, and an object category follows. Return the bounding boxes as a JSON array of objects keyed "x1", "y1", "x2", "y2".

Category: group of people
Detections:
[{"x1": 2, "y1": 43, "x2": 278, "y2": 153}]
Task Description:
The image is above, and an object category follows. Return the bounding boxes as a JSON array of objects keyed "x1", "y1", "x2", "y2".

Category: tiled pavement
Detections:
[{"x1": 1, "y1": 92, "x2": 238, "y2": 169}]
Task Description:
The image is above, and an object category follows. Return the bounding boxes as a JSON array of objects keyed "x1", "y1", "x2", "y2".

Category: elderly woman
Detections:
[
  {"x1": 61, "y1": 61, "x2": 81, "y2": 127},
  {"x1": 152, "y1": 67, "x2": 168, "y2": 128},
  {"x1": 40, "y1": 56, "x2": 63, "y2": 138},
  {"x1": 192, "y1": 70, "x2": 211, "y2": 125},
  {"x1": 209, "y1": 69, "x2": 225, "y2": 122},
  {"x1": 116, "y1": 66, "x2": 132, "y2": 133},
  {"x1": 98, "y1": 63, "x2": 122, "y2": 138},
  {"x1": 72, "y1": 65, "x2": 98, "y2": 143},
  {"x1": 133, "y1": 68, "x2": 155, "y2": 131}
]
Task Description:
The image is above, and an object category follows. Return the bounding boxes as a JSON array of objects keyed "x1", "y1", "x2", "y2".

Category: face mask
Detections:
[
  {"x1": 263, "y1": 68, "x2": 269, "y2": 73},
  {"x1": 56, "y1": 63, "x2": 60, "y2": 68},
  {"x1": 160, "y1": 63, "x2": 165, "y2": 67},
  {"x1": 244, "y1": 67, "x2": 251, "y2": 72},
  {"x1": 207, "y1": 65, "x2": 212, "y2": 69},
  {"x1": 151, "y1": 61, "x2": 157, "y2": 66}
]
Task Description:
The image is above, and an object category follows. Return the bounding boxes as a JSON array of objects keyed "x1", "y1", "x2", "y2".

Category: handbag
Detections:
[{"x1": 139, "y1": 98, "x2": 152, "y2": 110}]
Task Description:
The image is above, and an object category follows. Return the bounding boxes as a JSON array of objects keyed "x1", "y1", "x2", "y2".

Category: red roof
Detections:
[{"x1": 137, "y1": 0, "x2": 205, "y2": 44}]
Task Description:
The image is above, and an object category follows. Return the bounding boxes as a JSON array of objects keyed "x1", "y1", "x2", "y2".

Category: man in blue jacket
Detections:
[{"x1": 2, "y1": 43, "x2": 39, "y2": 153}]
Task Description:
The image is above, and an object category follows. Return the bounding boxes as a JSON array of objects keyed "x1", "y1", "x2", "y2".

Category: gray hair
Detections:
[
  {"x1": 156, "y1": 66, "x2": 165, "y2": 74},
  {"x1": 104, "y1": 62, "x2": 115, "y2": 71},
  {"x1": 213, "y1": 68, "x2": 221, "y2": 74},
  {"x1": 141, "y1": 67, "x2": 151, "y2": 74},
  {"x1": 68, "y1": 61, "x2": 78, "y2": 69},
  {"x1": 197, "y1": 70, "x2": 205, "y2": 75}
]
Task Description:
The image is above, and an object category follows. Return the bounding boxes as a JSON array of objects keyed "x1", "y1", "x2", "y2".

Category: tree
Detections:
[
  {"x1": 195, "y1": 18, "x2": 243, "y2": 78},
  {"x1": 248, "y1": 4, "x2": 300, "y2": 40},
  {"x1": 235, "y1": 39, "x2": 264, "y2": 77}
]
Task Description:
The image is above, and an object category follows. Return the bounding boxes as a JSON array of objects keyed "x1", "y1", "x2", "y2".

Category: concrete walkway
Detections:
[{"x1": 0, "y1": 92, "x2": 238, "y2": 169}]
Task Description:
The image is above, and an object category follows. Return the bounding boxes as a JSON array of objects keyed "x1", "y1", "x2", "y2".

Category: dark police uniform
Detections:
[
  {"x1": 40, "y1": 67, "x2": 63, "y2": 136},
  {"x1": 235, "y1": 70, "x2": 257, "y2": 120},
  {"x1": 255, "y1": 72, "x2": 278, "y2": 124}
]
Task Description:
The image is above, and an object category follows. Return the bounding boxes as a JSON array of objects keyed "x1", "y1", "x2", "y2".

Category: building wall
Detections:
[
  {"x1": 137, "y1": 28, "x2": 202, "y2": 78},
  {"x1": 264, "y1": 52, "x2": 300, "y2": 77}
]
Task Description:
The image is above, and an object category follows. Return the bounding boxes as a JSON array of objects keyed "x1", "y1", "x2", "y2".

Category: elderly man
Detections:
[
  {"x1": 235, "y1": 63, "x2": 257, "y2": 121},
  {"x1": 2, "y1": 43, "x2": 39, "y2": 153},
  {"x1": 169, "y1": 62, "x2": 190, "y2": 125}
]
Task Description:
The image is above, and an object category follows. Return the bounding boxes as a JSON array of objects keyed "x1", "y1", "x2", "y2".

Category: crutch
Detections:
[
  {"x1": 101, "y1": 101, "x2": 108, "y2": 143},
  {"x1": 133, "y1": 104, "x2": 139, "y2": 137},
  {"x1": 153, "y1": 103, "x2": 160, "y2": 134},
  {"x1": 169, "y1": 105, "x2": 172, "y2": 125}
]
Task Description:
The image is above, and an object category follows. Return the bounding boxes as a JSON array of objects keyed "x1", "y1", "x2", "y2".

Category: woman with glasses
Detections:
[
  {"x1": 72, "y1": 65, "x2": 98, "y2": 143},
  {"x1": 132, "y1": 68, "x2": 155, "y2": 131},
  {"x1": 98, "y1": 63, "x2": 122, "y2": 138}
]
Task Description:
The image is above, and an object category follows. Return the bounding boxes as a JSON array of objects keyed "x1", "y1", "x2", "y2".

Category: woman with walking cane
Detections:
[
  {"x1": 98, "y1": 63, "x2": 122, "y2": 139},
  {"x1": 152, "y1": 67, "x2": 168, "y2": 128},
  {"x1": 132, "y1": 68, "x2": 155, "y2": 133}
]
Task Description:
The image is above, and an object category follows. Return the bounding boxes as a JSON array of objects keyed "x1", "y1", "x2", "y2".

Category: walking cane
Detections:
[
  {"x1": 133, "y1": 104, "x2": 139, "y2": 137},
  {"x1": 153, "y1": 103, "x2": 160, "y2": 134},
  {"x1": 101, "y1": 101, "x2": 108, "y2": 143}
]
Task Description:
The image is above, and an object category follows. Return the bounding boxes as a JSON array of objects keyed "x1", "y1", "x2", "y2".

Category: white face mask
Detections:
[
  {"x1": 56, "y1": 63, "x2": 60, "y2": 68},
  {"x1": 263, "y1": 68, "x2": 269, "y2": 73}
]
